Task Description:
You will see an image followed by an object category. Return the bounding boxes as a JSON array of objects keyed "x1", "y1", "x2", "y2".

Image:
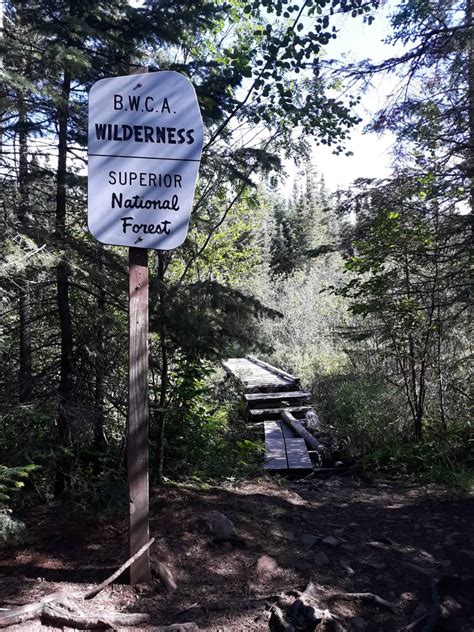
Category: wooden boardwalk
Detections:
[{"x1": 222, "y1": 355, "x2": 318, "y2": 473}]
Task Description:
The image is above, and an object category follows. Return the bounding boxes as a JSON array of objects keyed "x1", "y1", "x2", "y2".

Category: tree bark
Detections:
[
  {"x1": 54, "y1": 68, "x2": 73, "y2": 498},
  {"x1": 467, "y1": 0, "x2": 474, "y2": 222},
  {"x1": 17, "y1": 94, "x2": 33, "y2": 403},
  {"x1": 156, "y1": 251, "x2": 168, "y2": 484},
  {"x1": 281, "y1": 410, "x2": 326, "y2": 453},
  {"x1": 93, "y1": 244, "x2": 108, "y2": 473}
]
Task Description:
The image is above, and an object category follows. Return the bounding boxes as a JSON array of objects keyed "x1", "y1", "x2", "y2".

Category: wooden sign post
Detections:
[
  {"x1": 127, "y1": 66, "x2": 150, "y2": 586},
  {"x1": 128, "y1": 246, "x2": 150, "y2": 583},
  {"x1": 88, "y1": 70, "x2": 203, "y2": 584}
]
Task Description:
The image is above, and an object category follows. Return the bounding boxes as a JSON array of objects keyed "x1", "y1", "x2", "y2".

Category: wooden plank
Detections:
[
  {"x1": 279, "y1": 420, "x2": 297, "y2": 440},
  {"x1": 245, "y1": 390, "x2": 311, "y2": 404},
  {"x1": 286, "y1": 438, "x2": 313, "y2": 470},
  {"x1": 221, "y1": 360, "x2": 235, "y2": 375},
  {"x1": 223, "y1": 358, "x2": 299, "y2": 396},
  {"x1": 249, "y1": 405, "x2": 312, "y2": 420},
  {"x1": 264, "y1": 421, "x2": 288, "y2": 470},
  {"x1": 244, "y1": 382, "x2": 298, "y2": 394},
  {"x1": 128, "y1": 246, "x2": 151, "y2": 584},
  {"x1": 246, "y1": 355, "x2": 300, "y2": 384}
]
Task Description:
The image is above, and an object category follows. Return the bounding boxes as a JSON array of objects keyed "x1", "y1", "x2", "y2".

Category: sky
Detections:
[
  {"x1": 289, "y1": 1, "x2": 404, "y2": 192},
  {"x1": 126, "y1": 0, "x2": 403, "y2": 193}
]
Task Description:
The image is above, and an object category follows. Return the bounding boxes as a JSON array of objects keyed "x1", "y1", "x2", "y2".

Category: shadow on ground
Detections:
[{"x1": 0, "y1": 477, "x2": 473, "y2": 630}]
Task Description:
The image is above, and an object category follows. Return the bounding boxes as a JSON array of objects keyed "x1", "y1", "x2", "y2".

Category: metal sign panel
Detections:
[{"x1": 88, "y1": 71, "x2": 203, "y2": 250}]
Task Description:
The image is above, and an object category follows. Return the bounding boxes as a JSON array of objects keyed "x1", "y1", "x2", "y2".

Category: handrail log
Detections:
[
  {"x1": 281, "y1": 410, "x2": 326, "y2": 453},
  {"x1": 246, "y1": 355, "x2": 299, "y2": 384}
]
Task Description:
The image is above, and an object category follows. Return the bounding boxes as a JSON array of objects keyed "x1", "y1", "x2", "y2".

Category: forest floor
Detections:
[{"x1": 0, "y1": 476, "x2": 473, "y2": 631}]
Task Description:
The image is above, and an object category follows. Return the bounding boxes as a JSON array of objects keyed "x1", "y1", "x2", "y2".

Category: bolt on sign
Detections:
[{"x1": 88, "y1": 71, "x2": 203, "y2": 249}]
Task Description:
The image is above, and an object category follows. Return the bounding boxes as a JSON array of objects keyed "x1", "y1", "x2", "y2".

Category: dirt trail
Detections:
[{"x1": 0, "y1": 477, "x2": 473, "y2": 631}]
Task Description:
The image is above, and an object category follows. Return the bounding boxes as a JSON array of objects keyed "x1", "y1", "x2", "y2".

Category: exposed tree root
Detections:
[
  {"x1": 324, "y1": 590, "x2": 399, "y2": 614},
  {"x1": 0, "y1": 538, "x2": 182, "y2": 630},
  {"x1": 268, "y1": 582, "x2": 399, "y2": 631}
]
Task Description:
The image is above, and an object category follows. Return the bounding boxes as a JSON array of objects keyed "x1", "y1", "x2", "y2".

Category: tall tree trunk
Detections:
[
  {"x1": 403, "y1": 252, "x2": 423, "y2": 440},
  {"x1": 156, "y1": 251, "x2": 168, "y2": 484},
  {"x1": 54, "y1": 69, "x2": 73, "y2": 498},
  {"x1": 433, "y1": 203, "x2": 447, "y2": 432},
  {"x1": 93, "y1": 244, "x2": 108, "y2": 474},
  {"x1": 17, "y1": 94, "x2": 32, "y2": 403},
  {"x1": 467, "y1": 0, "x2": 474, "y2": 222},
  {"x1": 18, "y1": 284, "x2": 32, "y2": 402}
]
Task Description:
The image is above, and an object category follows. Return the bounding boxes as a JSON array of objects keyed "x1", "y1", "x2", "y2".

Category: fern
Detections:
[{"x1": 0, "y1": 464, "x2": 39, "y2": 509}]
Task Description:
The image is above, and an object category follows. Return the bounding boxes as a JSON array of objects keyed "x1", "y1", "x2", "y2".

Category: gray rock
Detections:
[
  {"x1": 256, "y1": 554, "x2": 279, "y2": 581},
  {"x1": 205, "y1": 510, "x2": 245, "y2": 546},
  {"x1": 301, "y1": 533, "x2": 319, "y2": 548},
  {"x1": 442, "y1": 596, "x2": 462, "y2": 614},
  {"x1": 322, "y1": 536, "x2": 339, "y2": 547},
  {"x1": 313, "y1": 551, "x2": 330, "y2": 566}
]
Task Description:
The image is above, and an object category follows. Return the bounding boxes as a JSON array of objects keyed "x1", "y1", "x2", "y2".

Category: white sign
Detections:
[{"x1": 88, "y1": 71, "x2": 203, "y2": 250}]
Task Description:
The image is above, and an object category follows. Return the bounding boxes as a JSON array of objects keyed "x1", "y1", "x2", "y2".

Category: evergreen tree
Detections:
[{"x1": 0, "y1": 0, "x2": 382, "y2": 491}]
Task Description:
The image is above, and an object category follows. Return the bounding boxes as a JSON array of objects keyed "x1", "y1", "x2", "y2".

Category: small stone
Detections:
[
  {"x1": 400, "y1": 592, "x2": 416, "y2": 602},
  {"x1": 301, "y1": 533, "x2": 319, "y2": 548},
  {"x1": 313, "y1": 551, "x2": 330, "y2": 566},
  {"x1": 350, "y1": 617, "x2": 368, "y2": 631},
  {"x1": 442, "y1": 596, "x2": 462, "y2": 614},
  {"x1": 334, "y1": 528, "x2": 345, "y2": 536},
  {"x1": 339, "y1": 559, "x2": 355, "y2": 575},
  {"x1": 205, "y1": 510, "x2": 244, "y2": 544},
  {"x1": 414, "y1": 603, "x2": 427, "y2": 618},
  {"x1": 322, "y1": 536, "x2": 339, "y2": 547},
  {"x1": 272, "y1": 528, "x2": 295, "y2": 541},
  {"x1": 256, "y1": 554, "x2": 279, "y2": 582}
]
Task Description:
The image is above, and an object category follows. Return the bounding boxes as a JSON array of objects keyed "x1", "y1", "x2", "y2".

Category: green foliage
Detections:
[
  {"x1": 158, "y1": 359, "x2": 263, "y2": 481},
  {"x1": 333, "y1": 173, "x2": 470, "y2": 440},
  {"x1": 0, "y1": 464, "x2": 39, "y2": 509},
  {"x1": 313, "y1": 371, "x2": 402, "y2": 455},
  {"x1": 0, "y1": 463, "x2": 38, "y2": 544},
  {"x1": 0, "y1": 512, "x2": 27, "y2": 545},
  {"x1": 364, "y1": 421, "x2": 474, "y2": 491}
]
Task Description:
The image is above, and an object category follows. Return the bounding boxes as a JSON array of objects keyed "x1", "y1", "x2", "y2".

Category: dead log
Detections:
[
  {"x1": 152, "y1": 559, "x2": 177, "y2": 592},
  {"x1": 0, "y1": 600, "x2": 46, "y2": 629},
  {"x1": 152, "y1": 625, "x2": 200, "y2": 631},
  {"x1": 269, "y1": 605, "x2": 295, "y2": 632},
  {"x1": 281, "y1": 410, "x2": 326, "y2": 453},
  {"x1": 0, "y1": 593, "x2": 66, "y2": 629},
  {"x1": 0, "y1": 539, "x2": 155, "y2": 629},
  {"x1": 83, "y1": 537, "x2": 155, "y2": 599},
  {"x1": 269, "y1": 583, "x2": 344, "y2": 632},
  {"x1": 41, "y1": 602, "x2": 151, "y2": 629}
]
